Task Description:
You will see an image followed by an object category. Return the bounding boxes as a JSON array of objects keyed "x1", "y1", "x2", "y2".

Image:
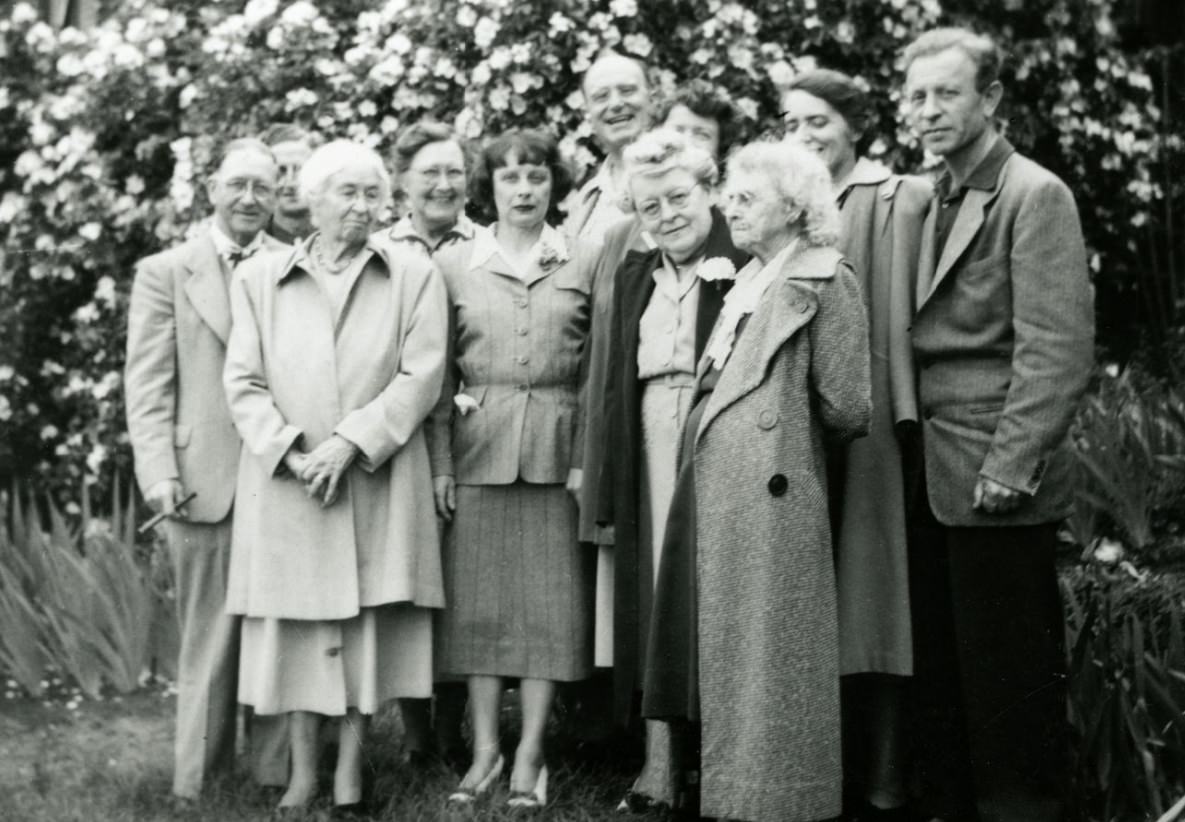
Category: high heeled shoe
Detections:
[
  {"x1": 507, "y1": 764, "x2": 548, "y2": 811},
  {"x1": 447, "y1": 752, "x2": 505, "y2": 804}
]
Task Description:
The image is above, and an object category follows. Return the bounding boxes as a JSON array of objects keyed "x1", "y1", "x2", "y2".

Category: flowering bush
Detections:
[{"x1": 0, "y1": 0, "x2": 1180, "y2": 502}]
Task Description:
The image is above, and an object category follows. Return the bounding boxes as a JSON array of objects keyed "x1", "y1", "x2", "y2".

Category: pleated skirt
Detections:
[
  {"x1": 238, "y1": 603, "x2": 432, "y2": 716},
  {"x1": 438, "y1": 481, "x2": 594, "y2": 681}
]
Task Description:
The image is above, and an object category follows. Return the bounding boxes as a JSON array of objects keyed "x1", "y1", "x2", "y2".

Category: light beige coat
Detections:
[{"x1": 223, "y1": 236, "x2": 448, "y2": 620}]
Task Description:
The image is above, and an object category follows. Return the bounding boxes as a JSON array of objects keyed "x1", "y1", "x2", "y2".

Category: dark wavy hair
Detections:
[
  {"x1": 470, "y1": 129, "x2": 574, "y2": 225},
  {"x1": 782, "y1": 68, "x2": 873, "y2": 155},
  {"x1": 655, "y1": 79, "x2": 740, "y2": 158}
]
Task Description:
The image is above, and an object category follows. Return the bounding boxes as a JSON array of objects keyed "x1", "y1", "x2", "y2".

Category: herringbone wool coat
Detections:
[{"x1": 693, "y1": 245, "x2": 871, "y2": 822}]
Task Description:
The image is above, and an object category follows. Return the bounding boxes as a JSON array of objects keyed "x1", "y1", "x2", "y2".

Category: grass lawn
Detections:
[{"x1": 0, "y1": 688, "x2": 665, "y2": 821}]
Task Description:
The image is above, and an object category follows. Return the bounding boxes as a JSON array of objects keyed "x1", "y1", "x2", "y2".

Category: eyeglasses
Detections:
[
  {"x1": 223, "y1": 178, "x2": 275, "y2": 198},
  {"x1": 635, "y1": 182, "x2": 703, "y2": 221},
  {"x1": 411, "y1": 166, "x2": 466, "y2": 183}
]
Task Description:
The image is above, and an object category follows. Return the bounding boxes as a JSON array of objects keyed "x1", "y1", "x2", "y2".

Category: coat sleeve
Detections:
[
  {"x1": 124, "y1": 257, "x2": 180, "y2": 493},
  {"x1": 334, "y1": 256, "x2": 449, "y2": 472},
  {"x1": 887, "y1": 176, "x2": 932, "y2": 425},
  {"x1": 809, "y1": 261, "x2": 873, "y2": 442},
  {"x1": 568, "y1": 240, "x2": 602, "y2": 472},
  {"x1": 594, "y1": 252, "x2": 627, "y2": 527},
  {"x1": 978, "y1": 176, "x2": 1095, "y2": 495},
  {"x1": 223, "y1": 267, "x2": 304, "y2": 477},
  {"x1": 422, "y1": 253, "x2": 460, "y2": 479}
]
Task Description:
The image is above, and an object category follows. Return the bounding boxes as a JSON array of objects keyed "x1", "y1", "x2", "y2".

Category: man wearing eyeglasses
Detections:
[
  {"x1": 261, "y1": 123, "x2": 318, "y2": 245},
  {"x1": 125, "y1": 138, "x2": 289, "y2": 802}
]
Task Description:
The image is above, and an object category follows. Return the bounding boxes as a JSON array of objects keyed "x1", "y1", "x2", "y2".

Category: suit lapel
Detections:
[
  {"x1": 182, "y1": 234, "x2": 232, "y2": 345},
  {"x1": 696, "y1": 245, "x2": 839, "y2": 443},
  {"x1": 914, "y1": 203, "x2": 939, "y2": 307}
]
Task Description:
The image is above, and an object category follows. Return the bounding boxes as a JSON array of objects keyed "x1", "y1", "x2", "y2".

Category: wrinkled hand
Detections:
[
  {"x1": 283, "y1": 449, "x2": 309, "y2": 479},
  {"x1": 145, "y1": 479, "x2": 187, "y2": 519},
  {"x1": 300, "y1": 435, "x2": 359, "y2": 507},
  {"x1": 433, "y1": 476, "x2": 456, "y2": 522},
  {"x1": 973, "y1": 477, "x2": 1024, "y2": 514},
  {"x1": 566, "y1": 468, "x2": 583, "y2": 507}
]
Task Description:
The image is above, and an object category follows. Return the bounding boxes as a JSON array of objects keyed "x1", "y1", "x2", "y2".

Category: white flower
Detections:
[
  {"x1": 488, "y1": 47, "x2": 512, "y2": 70},
  {"x1": 285, "y1": 88, "x2": 319, "y2": 111},
  {"x1": 1092, "y1": 537, "x2": 1124, "y2": 565},
  {"x1": 622, "y1": 33, "x2": 652, "y2": 58},
  {"x1": 179, "y1": 84, "x2": 199, "y2": 109},
  {"x1": 471, "y1": 62, "x2": 492, "y2": 86},
  {"x1": 0, "y1": 365, "x2": 13, "y2": 381},
  {"x1": 280, "y1": 1, "x2": 318, "y2": 26},
  {"x1": 56, "y1": 53, "x2": 85, "y2": 77},
  {"x1": 40, "y1": 424, "x2": 59, "y2": 440},
  {"x1": 0, "y1": 396, "x2": 11, "y2": 422},
  {"x1": 369, "y1": 55, "x2": 405, "y2": 86},
  {"x1": 266, "y1": 27, "x2": 284, "y2": 49},
  {"x1": 698, "y1": 257, "x2": 737, "y2": 282},
  {"x1": 454, "y1": 393, "x2": 480, "y2": 416},
  {"x1": 358, "y1": 100, "x2": 377, "y2": 118},
  {"x1": 509, "y1": 72, "x2": 534, "y2": 94},
  {"x1": 11, "y1": 3, "x2": 38, "y2": 25},
  {"x1": 1104, "y1": 363, "x2": 1120, "y2": 378},
  {"x1": 243, "y1": 0, "x2": 279, "y2": 26},
  {"x1": 86, "y1": 443, "x2": 108, "y2": 475},
  {"x1": 380, "y1": 115, "x2": 400, "y2": 134},
  {"x1": 95, "y1": 276, "x2": 117, "y2": 306},
  {"x1": 79, "y1": 222, "x2": 101, "y2": 241},
  {"x1": 145, "y1": 38, "x2": 166, "y2": 58},
  {"x1": 474, "y1": 16, "x2": 499, "y2": 49},
  {"x1": 548, "y1": 13, "x2": 573, "y2": 36},
  {"x1": 609, "y1": 0, "x2": 638, "y2": 17},
  {"x1": 385, "y1": 31, "x2": 411, "y2": 54},
  {"x1": 455, "y1": 5, "x2": 477, "y2": 27}
]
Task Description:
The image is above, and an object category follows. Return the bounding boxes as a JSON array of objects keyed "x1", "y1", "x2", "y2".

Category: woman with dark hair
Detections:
[
  {"x1": 387, "y1": 120, "x2": 477, "y2": 254},
  {"x1": 425, "y1": 129, "x2": 595, "y2": 810},
  {"x1": 781, "y1": 68, "x2": 932, "y2": 819},
  {"x1": 655, "y1": 78, "x2": 740, "y2": 159}
]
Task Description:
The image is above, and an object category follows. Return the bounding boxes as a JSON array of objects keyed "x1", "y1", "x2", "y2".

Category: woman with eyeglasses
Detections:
[
  {"x1": 387, "y1": 121, "x2": 478, "y2": 255},
  {"x1": 425, "y1": 128, "x2": 597, "y2": 811},
  {"x1": 780, "y1": 69, "x2": 931, "y2": 819},
  {"x1": 597, "y1": 128, "x2": 748, "y2": 815}
]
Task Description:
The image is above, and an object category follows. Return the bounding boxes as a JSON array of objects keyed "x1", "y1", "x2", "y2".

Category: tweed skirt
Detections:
[
  {"x1": 438, "y1": 482, "x2": 595, "y2": 681},
  {"x1": 238, "y1": 603, "x2": 432, "y2": 716}
]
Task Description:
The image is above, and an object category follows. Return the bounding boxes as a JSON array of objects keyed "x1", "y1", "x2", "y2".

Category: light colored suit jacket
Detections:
[
  {"x1": 913, "y1": 142, "x2": 1095, "y2": 526},
  {"x1": 124, "y1": 230, "x2": 287, "y2": 523}
]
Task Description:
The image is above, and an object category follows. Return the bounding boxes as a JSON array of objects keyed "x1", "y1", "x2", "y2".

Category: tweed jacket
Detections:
[
  {"x1": 125, "y1": 229, "x2": 288, "y2": 523},
  {"x1": 425, "y1": 229, "x2": 599, "y2": 485},
  {"x1": 223, "y1": 236, "x2": 448, "y2": 619},
  {"x1": 913, "y1": 138, "x2": 1095, "y2": 527},
  {"x1": 692, "y1": 244, "x2": 871, "y2": 822}
]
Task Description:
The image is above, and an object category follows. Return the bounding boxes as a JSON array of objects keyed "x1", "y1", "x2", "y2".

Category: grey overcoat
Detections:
[{"x1": 693, "y1": 245, "x2": 871, "y2": 822}]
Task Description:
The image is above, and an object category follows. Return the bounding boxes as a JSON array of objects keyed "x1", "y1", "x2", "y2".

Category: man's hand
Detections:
[
  {"x1": 973, "y1": 477, "x2": 1024, "y2": 514},
  {"x1": 144, "y1": 479, "x2": 187, "y2": 518},
  {"x1": 300, "y1": 435, "x2": 359, "y2": 507},
  {"x1": 433, "y1": 476, "x2": 456, "y2": 522}
]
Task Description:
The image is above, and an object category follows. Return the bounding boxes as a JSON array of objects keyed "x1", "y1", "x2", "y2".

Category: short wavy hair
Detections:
[
  {"x1": 655, "y1": 79, "x2": 740, "y2": 157},
  {"x1": 902, "y1": 27, "x2": 1003, "y2": 92},
  {"x1": 469, "y1": 129, "x2": 574, "y2": 225},
  {"x1": 725, "y1": 140, "x2": 840, "y2": 248},
  {"x1": 620, "y1": 128, "x2": 718, "y2": 213},
  {"x1": 782, "y1": 69, "x2": 873, "y2": 155},
  {"x1": 390, "y1": 120, "x2": 470, "y2": 177},
  {"x1": 298, "y1": 139, "x2": 392, "y2": 207}
]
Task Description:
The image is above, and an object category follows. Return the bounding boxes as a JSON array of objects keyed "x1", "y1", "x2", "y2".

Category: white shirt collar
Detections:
[
  {"x1": 468, "y1": 223, "x2": 568, "y2": 278},
  {"x1": 210, "y1": 221, "x2": 264, "y2": 259}
]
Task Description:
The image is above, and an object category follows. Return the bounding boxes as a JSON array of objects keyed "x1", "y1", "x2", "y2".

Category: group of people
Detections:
[{"x1": 124, "y1": 24, "x2": 1095, "y2": 822}]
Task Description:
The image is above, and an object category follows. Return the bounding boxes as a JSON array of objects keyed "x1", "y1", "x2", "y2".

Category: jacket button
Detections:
[
  {"x1": 516, "y1": 383, "x2": 528, "y2": 392},
  {"x1": 326, "y1": 646, "x2": 341, "y2": 658},
  {"x1": 517, "y1": 355, "x2": 529, "y2": 365},
  {"x1": 798, "y1": 302, "x2": 810, "y2": 313},
  {"x1": 757, "y1": 409, "x2": 777, "y2": 430},
  {"x1": 922, "y1": 407, "x2": 934, "y2": 420},
  {"x1": 767, "y1": 473, "x2": 788, "y2": 497}
]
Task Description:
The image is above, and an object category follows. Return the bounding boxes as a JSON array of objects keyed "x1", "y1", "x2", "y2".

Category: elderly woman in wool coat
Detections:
[
  {"x1": 223, "y1": 140, "x2": 447, "y2": 812},
  {"x1": 643, "y1": 139, "x2": 871, "y2": 822}
]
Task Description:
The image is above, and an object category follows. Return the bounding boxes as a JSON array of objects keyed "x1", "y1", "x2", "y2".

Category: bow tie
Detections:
[{"x1": 225, "y1": 247, "x2": 255, "y2": 270}]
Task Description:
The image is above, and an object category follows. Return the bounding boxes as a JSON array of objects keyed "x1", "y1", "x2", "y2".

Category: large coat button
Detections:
[
  {"x1": 768, "y1": 473, "x2": 788, "y2": 497},
  {"x1": 757, "y1": 409, "x2": 778, "y2": 430}
]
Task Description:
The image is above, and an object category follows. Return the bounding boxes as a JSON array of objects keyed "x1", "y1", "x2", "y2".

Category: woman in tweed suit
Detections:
[
  {"x1": 644, "y1": 140, "x2": 871, "y2": 821},
  {"x1": 425, "y1": 129, "x2": 597, "y2": 810},
  {"x1": 781, "y1": 68, "x2": 932, "y2": 817}
]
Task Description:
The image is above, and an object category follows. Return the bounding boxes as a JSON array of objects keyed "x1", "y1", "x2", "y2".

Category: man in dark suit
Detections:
[
  {"x1": 125, "y1": 138, "x2": 288, "y2": 800},
  {"x1": 900, "y1": 28, "x2": 1094, "y2": 822},
  {"x1": 260, "y1": 123, "x2": 316, "y2": 245}
]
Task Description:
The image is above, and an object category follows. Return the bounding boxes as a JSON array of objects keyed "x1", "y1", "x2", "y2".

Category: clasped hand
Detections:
[
  {"x1": 284, "y1": 434, "x2": 359, "y2": 507},
  {"x1": 972, "y1": 476, "x2": 1023, "y2": 514}
]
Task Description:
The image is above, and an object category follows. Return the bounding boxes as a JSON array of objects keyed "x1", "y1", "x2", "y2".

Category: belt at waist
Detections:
[{"x1": 641, "y1": 372, "x2": 696, "y2": 388}]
